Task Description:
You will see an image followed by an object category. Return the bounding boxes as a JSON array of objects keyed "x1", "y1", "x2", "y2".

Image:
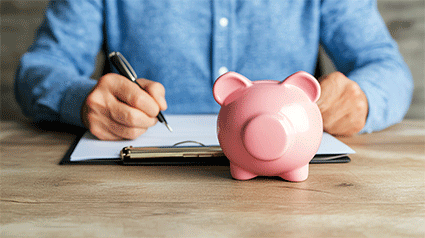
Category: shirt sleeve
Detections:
[
  {"x1": 15, "y1": 0, "x2": 103, "y2": 128},
  {"x1": 319, "y1": 0, "x2": 414, "y2": 133}
]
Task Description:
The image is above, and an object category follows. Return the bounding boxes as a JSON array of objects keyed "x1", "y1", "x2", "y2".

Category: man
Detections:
[{"x1": 15, "y1": 0, "x2": 413, "y2": 140}]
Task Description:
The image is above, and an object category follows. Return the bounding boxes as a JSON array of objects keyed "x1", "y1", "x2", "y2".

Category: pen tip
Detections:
[{"x1": 165, "y1": 123, "x2": 173, "y2": 132}]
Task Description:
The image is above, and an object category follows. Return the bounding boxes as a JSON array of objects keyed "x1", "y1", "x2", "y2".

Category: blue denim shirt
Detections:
[{"x1": 15, "y1": 0, "x2": 413, "y2": 133}]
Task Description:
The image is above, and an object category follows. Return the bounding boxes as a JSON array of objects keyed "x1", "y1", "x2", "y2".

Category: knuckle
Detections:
[
  {"x1": 98, "y1": 73, "x2": 118, "y2": 88},
  {"x1": 347, "y1": 81, "x2": 362, "y2": 96},
  {"x1": 129, "y1": 94, "x2": 143, "y2": 108},
  {"x1": 149, "y1": 82, "x2": 165, "y2": 94},
  {"x1": 114, "y1": 109, "x2": 138, "y2": 127},
  {"x1": 125, "y1": 112, "x2": 139, "y2": 127},
  {"x1": 102, "y1": 73, "x2": 115, "y2": 82},
  {"x1": 355, "y1": 100, "x2": 368, "y2": 113},
  {"x1": 332, "y1": 71, "x2": 345, "y2": 79},
  {"x1": 85, "y1": 93, "x2": 99, "y2": 108},
  {"x1": 85, "y1": 92, "x2": 96, "y2": 103},
  {"x1": 98, "y1": 74, "x2": 110, "y2": 85}
]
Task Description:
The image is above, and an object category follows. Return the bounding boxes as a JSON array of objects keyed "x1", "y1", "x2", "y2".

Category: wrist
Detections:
[{"x1": 60, "y1": 79, "x2": 97, "y2": 128}]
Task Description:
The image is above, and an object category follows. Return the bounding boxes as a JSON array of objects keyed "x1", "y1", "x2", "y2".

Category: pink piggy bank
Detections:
[{"x1": 213, "y1": 71, "x2": 323, "y2": 182}]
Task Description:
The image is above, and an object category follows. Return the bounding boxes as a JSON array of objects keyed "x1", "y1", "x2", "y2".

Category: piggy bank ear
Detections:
[
  {"x1": 213, "y1": 72, "x2": 252, "y2": 105},
  {"x1": 281, "y1": 71, "x2": 321, "y2": 102}
]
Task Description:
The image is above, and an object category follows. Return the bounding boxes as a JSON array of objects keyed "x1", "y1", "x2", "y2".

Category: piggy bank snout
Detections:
[{"x1": 242, "y1": 114, "x2": 293, "y2": 161}]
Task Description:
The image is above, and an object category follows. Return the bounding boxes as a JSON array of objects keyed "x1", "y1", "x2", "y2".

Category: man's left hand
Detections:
[{"x1": 316, "y1": 71, "x2": 368, "y2": 136}]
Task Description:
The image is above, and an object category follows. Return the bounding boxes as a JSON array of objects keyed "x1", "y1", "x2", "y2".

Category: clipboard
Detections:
[
  {"x1": 61, "y1": 141, "x2": 350, "y2": 165},
  {"x1": 62, "y1": 115, "x2": 354, "y2": 165},
  {"x1": 118, "y1": 146, "x2": 350, "y2": 165}
]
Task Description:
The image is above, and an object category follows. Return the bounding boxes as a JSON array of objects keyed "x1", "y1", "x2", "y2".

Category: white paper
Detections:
[{"x1": 70, "y1": 114, "x2": 354, "y2": 161}]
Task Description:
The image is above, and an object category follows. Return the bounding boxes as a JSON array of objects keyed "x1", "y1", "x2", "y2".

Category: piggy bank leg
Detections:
[
  {"x1": 279, "y1": 164, "x2": 309, "y2": 182},
  {"x1": 230, "y1": 163, "x2": 257, "y2": 180}
]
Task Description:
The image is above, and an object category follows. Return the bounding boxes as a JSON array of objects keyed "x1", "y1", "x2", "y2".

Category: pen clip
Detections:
[{"x1": 108, "y1": 51, "x2": 138, "y2": 81}]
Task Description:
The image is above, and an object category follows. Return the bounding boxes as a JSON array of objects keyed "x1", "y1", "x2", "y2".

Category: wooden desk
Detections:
[{"x1": 1, "y1": 120, "x2": 424, "y2": 237}]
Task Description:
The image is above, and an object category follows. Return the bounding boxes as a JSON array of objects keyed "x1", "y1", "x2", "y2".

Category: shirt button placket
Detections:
[
  {"x1": 213, "y1": 0, "x2": 231, "y2": 80},
  {"x1": 218, "y1": 16, "x2": 229, "y2": 76}
]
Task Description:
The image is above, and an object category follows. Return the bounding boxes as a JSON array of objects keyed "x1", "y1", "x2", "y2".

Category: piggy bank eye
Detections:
[{"x1": 213, "y1": 72, "x2": 252, "y2": 106}]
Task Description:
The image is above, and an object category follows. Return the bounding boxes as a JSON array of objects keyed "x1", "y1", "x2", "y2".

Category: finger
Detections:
[
  {"x1": 106, "y1": 118, "x2": 148, "y2": 140},
  {"x1": 88, "y1": 106, "x2": 149, "y2": 140},
  {"x1": 108, "y1": 97, "x2": 158, "y2": 128},
  {"x1": 87, "y1": 114, "x2": 123, "y2": 141},
  {"x1": 323, "y1": 115, "x2": 348, "y2": 136},
  {"x1": 323, "y1": 114, "x2": 349, "y2": 136},
  {"x1": 317, "y1": 72, "x2": 350, "y2": 132},
  {"x1": 322, "y1": 98, "x2": 366, "y2": 136},
  {"x1": 97, "y1": 127, "x2": 122, "y2": 141},
  {"x1": 136, "y1": 78, "x2": 167, "y2": 111},
  {"x1": 327, "y1": 114, "x2": 362, "y2": 136},
  {"x1": 321, "y1": 98, "x2": 351, "y2": 131},
  {"x1": 316, "y1": 78, "x2": 340, "y2": 110},
  {"x1": 108, "y1": 75, "x2": 161, "y2": 117}
]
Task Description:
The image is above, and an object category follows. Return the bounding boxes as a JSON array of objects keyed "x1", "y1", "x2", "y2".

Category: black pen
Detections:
[{"x1": 108, "y1": 51, "x2": 172, "y2": 132}]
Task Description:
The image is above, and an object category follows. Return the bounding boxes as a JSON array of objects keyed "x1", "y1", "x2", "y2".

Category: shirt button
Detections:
[
  {"x1": 219, "y1": 17, "x2": 229, "y2": 27},
  {"x1": 219, "y1": 66, "x2": 229, "y2": 75}
]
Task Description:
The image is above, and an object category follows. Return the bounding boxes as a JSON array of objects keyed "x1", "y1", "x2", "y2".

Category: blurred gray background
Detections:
[{"x1": 1, "y1": 0, "x2": 424, "y2": 123}]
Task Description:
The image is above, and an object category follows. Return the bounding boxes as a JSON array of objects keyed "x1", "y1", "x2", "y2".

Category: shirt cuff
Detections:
[
  {"x1": 60, "y1": 79, "x2": 97, "y2": 128},
  {"x1": 356, "y1": 80, "x2": 378, "y2": 134}
]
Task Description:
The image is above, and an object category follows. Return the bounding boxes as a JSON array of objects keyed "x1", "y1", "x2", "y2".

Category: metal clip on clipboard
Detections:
[{"x1": 120, "y1": 141, "x2": 227, "y2": 165}]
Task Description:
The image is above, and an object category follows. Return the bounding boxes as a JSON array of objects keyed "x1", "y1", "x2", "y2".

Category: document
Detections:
[{"x1": 70, "y1": 114, "x2": 354, "y2": 162}]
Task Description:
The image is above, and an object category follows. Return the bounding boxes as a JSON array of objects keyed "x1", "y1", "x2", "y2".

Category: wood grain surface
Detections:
[{"x1": 1, "y1": 120, "x2": 424, "y2": 237}]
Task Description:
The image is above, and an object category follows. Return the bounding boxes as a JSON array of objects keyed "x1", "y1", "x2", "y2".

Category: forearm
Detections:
[
  {"x1": 15, "y1": 53, "x2": 97, "y2": 127},
  {"x1": 14, "y1": 0, "x2": 103, "y2": 127},
  {"x1": 348, "y1": 59, "x2": 413, "y2": 133},
  {"x1": 320, "y1": 0, "x2": 413, "y2": 133}
]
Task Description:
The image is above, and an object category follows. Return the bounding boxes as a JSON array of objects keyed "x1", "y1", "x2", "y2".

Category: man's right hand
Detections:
[{"x1": 81, "y1": 73, "x2": 167, "y2": 140}]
